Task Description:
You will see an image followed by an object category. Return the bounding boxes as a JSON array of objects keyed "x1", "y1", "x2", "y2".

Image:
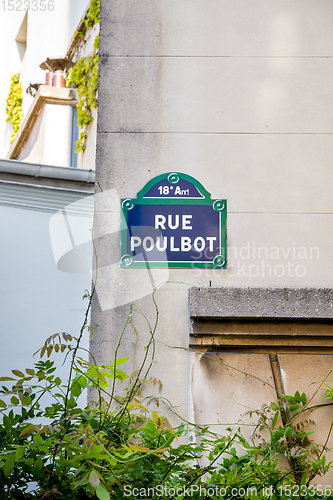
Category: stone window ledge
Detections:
[
  {"x1": 189, "y1": 287, "x2": 333, "y2": 351},
  {"x1": 189, "y1": 287, "x2": 333, "y2": 321}
]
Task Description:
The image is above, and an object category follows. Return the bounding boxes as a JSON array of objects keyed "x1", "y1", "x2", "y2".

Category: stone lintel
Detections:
[{"x1": 189, "y1": 287, "x2": 333, "y2": 321}]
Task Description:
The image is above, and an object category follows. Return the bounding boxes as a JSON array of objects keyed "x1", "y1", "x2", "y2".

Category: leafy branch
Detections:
[
  {"x1": 66, "y1": 0, "x2": 100, "y2": 153},
  {"x1": 6, "y1": 73, "x2": 24, "y2": 144}
]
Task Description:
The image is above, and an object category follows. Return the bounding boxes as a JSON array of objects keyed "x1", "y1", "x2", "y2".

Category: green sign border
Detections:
[{"x1": 120, "y1": 172, "x2": 227, "y2": 269}]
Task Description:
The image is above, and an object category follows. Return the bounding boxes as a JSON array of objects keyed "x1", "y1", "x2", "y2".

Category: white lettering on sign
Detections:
[
  {"x1": 181, "y1": 237, "x2": 191, "y2": 252},
  {"x1": 155, "y1": 214, "x2": 192, "y2": 230},
  {"x1": 131, "y1": 236, "x2": 142, "y2": 251},
  {"x1": 168, "y1": 215, "x2": 179, "y2": 230},
  {"x1": 156, "y1": 236, "x2": 167, "y2": 251},
  {"x1": 170, "y1": 237, "x2": 179, "y2": 251},
  {"x1": 157, "y1": 185, "x2": 190, "y2": 196},
  {"x1": 206, "y1": 237, "x2": 216, "y2": 252},
  {"x1": 193, "y1": 237, "x2": 205, "y2": 252},
  {"x1": 143, "y1": 236, "x2": 154, "y2": 251},
  {"x1": 174, "y1": 186, "x2": 190, "y2": 195},
  {"x1": 155, "y1": 215, "x2": 166, "y2": 229},
  {"x1": 158, "y1": 186, "x2": 170, "y2": 195},
  {"x1": 182, "y1": 215, "x2": 192, "y2": 229},
  {"x1": 130, "y1": 236, "x2": 217, "y2": 253}
]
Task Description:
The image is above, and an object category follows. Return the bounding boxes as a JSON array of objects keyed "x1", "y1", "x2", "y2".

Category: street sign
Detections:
[{"x1": 120, "y1": 172, "x2": 227, "y2": 269}]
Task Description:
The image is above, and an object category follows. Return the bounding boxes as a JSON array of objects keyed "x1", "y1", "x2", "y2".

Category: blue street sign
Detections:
[{"x1": 120, "y1": 172, "x2": 227, "y2": 269}]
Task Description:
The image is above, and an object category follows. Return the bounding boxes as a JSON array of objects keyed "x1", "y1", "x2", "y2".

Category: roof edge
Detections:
[{"x1": 0, "y1": 159, "x2": 95, "y2": 185}]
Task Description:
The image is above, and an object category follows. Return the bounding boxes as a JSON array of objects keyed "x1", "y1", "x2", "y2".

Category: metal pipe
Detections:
[{"x1": 0, "y1": 158, "x2": 95, "y2": 184}]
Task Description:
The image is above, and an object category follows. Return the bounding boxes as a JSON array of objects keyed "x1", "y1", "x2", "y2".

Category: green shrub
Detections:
[{"x1": 0, "y1": 288, "x2": 332, "y2": 498}]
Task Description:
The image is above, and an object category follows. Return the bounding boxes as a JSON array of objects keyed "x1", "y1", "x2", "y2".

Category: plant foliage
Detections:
[
  {"x1": 1, "y1": 287, "x2": 333, "y2": 498},
  {"x1": 79, "y1": 0, "x2": 100, "y2": 33},
  {"x1": 66, "y1": 0, "x2": 100, "y2": 153},
  {"x1": 6, "y1": 73, "x2": 24, "y2": 144}
]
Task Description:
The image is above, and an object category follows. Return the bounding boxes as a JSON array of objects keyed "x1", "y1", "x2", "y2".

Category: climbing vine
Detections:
[
  {"x1": 75, "y1": 0, "x2": 100, "y2": 36},
  {"x1": 6, "y1": 73, "x2": 24, "y2": 144},
  {"x1": 66, "y1": 0, "x2": 100, "y2": 153}
]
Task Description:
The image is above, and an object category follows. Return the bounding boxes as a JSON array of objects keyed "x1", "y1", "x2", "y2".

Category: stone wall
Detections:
[{"x1": 93, "y1": 0, "x2": 333, "y2": 481}]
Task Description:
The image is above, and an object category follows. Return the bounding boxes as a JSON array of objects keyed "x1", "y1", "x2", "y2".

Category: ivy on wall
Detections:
[
  {"x1": 6, "y1": 73, "x2": 24, "y2": 144},
  {"x1": 76, "y1": 0, "x2": 100, "y2": 35},
  {"x1": 66, "y1": 0, "x2": 100, "y2": 153}
]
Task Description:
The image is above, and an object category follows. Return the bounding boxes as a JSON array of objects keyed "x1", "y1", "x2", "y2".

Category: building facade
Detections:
[
  {"x1": 0, "y1": 0, "x2": 97, "y2": 169},
  {"x1": 0, "y1": 1, "x2": 97, "y2": 381},
  {"x1": 92, "y1": 0, "x2": 333, "y2": 482}
]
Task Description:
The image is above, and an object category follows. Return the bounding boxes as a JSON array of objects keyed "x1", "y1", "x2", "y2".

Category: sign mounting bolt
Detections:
[
  {"x1": 167, "y1": 173, "x2": 180, "y2": 184},
  {"x1": 213, "y1": 200, "x2": 225, "y2": 211},
  {"x1": 122, "y1": 199, "x2": 135, "y2": 211}
]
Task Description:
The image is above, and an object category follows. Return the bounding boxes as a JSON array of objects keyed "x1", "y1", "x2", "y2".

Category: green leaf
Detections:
[
  {"x1": 284, "y1": 395, "x2": 295, "y2": 403},
  {"x1": 312, "y1": 460, "x2": 319, "y2": 470},
  {"x1": 3, "y1": 415, "x2": 12, "y2": 432},
  {"x1": 71, "y1": 381, "x2": 82, "y2": 398},
  {"x1": 4, "y1": 453, "x2": 15, "y2": 478},
  {"x1": 19, "y1": 424, "x2": 36, "y2": 437},
  {"x1": 78, "y1": 375, "x2": 87, "y2": 388},
  {"x1": 67, "y1": 396, "x2": 77, "y2": 409},
  {"x1": 12, "y1": 369, "x2": 24, "y2": 378},
  {"x1": 0, "y1": 377, "x2": 15, "y2": 382},
  {"x1": 33, "y1": 433, "x2": 43, "y2": 445},
  {"x1": 114, "y1": 369, "x2": 129, "y2": 381},
  {"x1": 274, "y1": 426, "x2": 284, "y2": 440},
  {"x1": 272, "y1": 411, "x2": 279, "y2": 428},
  {"x1": 23, "y1": 396, "x2": 32, "y2": 406},
  {"x1": 88, "y1": 445, "x2": 104, "y2": 457},
  {"x1": 89, "y1": 470, "x2": 100, "y2": 489},
  {"x1": 34, "y1": 457, "x2": 43, "y2": 471},
  {"x1": 0, "y1": 399, "x2": 6, "y2": 408},
  {"x1": 15, "y1": 447, "x2": 25, "y2": 460},
  {"x1": 26, "y1": 369, "x2": 35, "y2": 376},
  {"x1": 96, "y1": 485, "x2": 110, "y2": 500},
  {"x1": 11, "y1": 396, "x2": 19, "y2": 406},
  {"x1": 111, "y1": 357, "x2": 130, "y2": 367}
]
